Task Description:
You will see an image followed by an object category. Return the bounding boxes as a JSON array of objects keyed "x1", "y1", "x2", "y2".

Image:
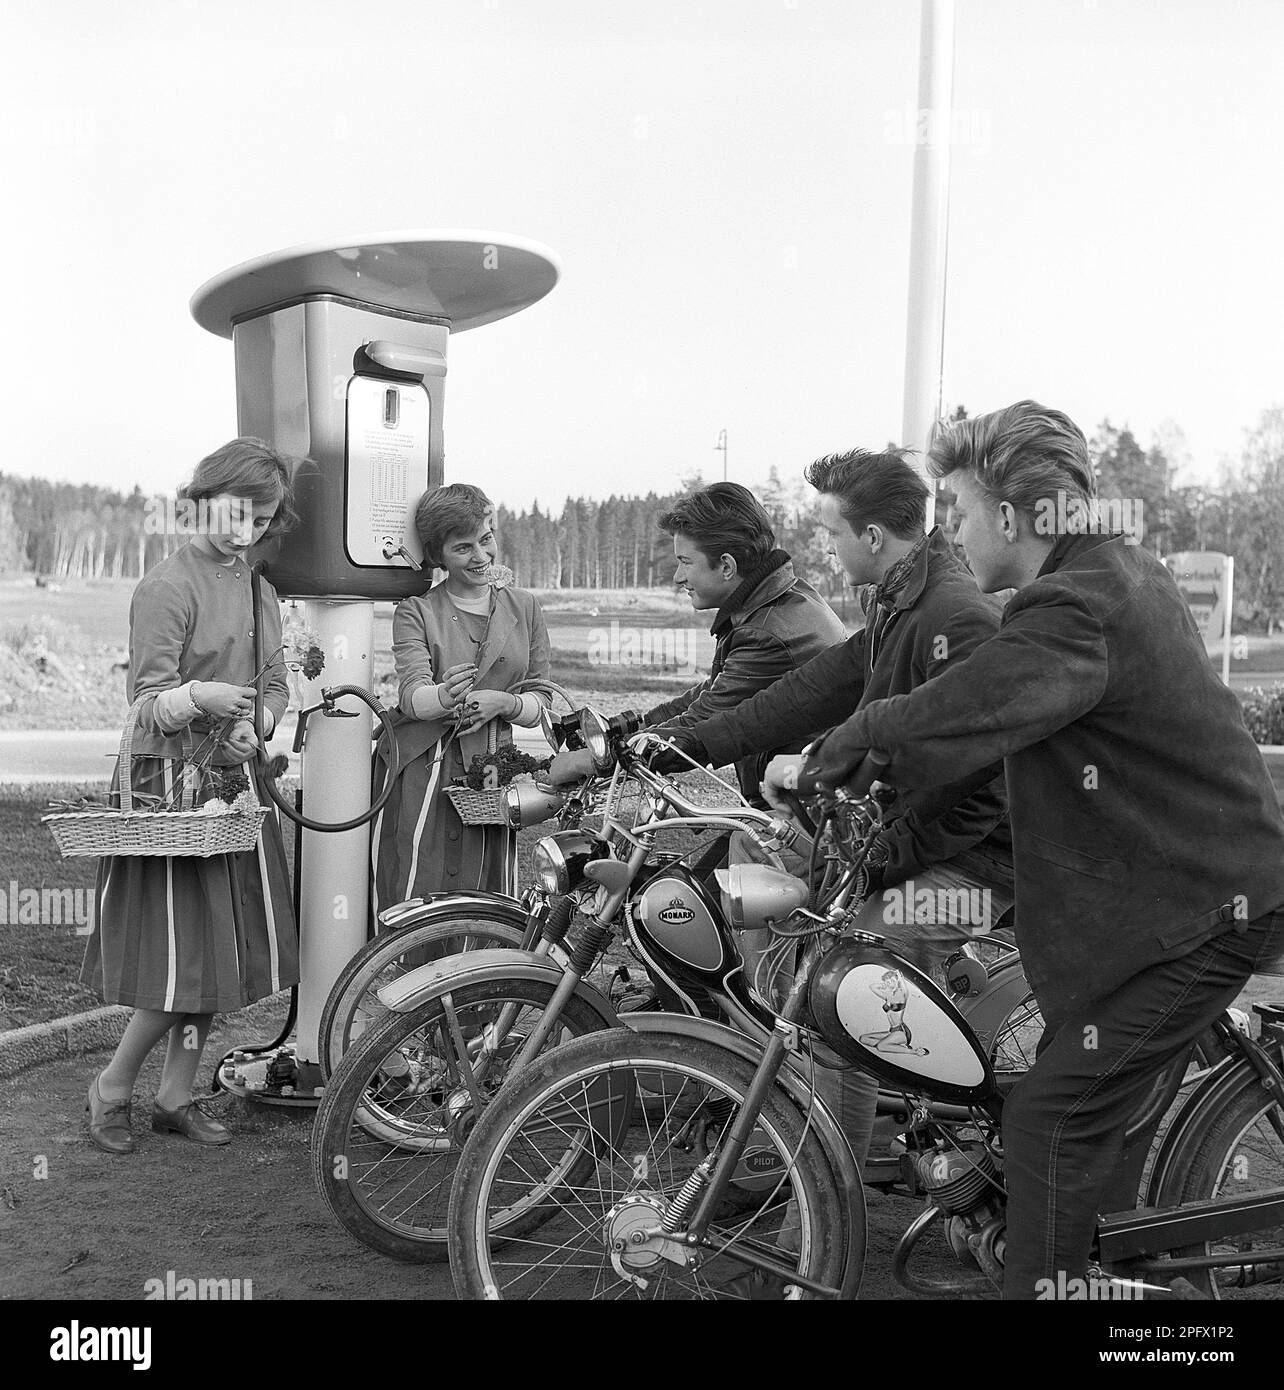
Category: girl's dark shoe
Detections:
[
  {"x1": 86, "y1": 1075, "x2": 135, "y2": 1154},
  {"x1": 152, "y1": 1100, "x2": 231, "y2": 1146}
]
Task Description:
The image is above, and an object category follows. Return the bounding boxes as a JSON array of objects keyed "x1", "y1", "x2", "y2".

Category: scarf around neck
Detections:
[{"x1": 873, "y1": 531, "x2": 931, "y2": 611}]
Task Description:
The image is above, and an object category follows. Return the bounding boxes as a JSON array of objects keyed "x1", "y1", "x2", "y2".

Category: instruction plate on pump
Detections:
[{"x1": 344, "y1": 376, "x2": 431, "y2": 568}]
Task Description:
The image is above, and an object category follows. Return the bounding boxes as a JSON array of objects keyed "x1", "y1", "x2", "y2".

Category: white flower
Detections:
[{"x1": 481, "y1": 564, "x2": 515, "y2": 591}]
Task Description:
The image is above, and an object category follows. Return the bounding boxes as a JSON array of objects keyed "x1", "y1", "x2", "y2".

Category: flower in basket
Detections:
[
  {"x1": 199, "y1": 768, "x2": 257, "y2": 815},
  {"x1": 458, "y1": 744, "x2": 551, "y2": 792}
]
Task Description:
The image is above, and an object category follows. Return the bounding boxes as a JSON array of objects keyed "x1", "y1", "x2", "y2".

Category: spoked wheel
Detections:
[
  {"x1": 448, "y1": 1029, "x2": 853, "y2": 1300},
  {"x1": 1156, "y1": 1067, "x2": 1284, "y2": 1298},
  {"x1": 312, "y1": 977, "x2": 607, "y2": 1262},
  {"x1": 318, "y1": 913, "x2": 527, "y2": 1079},
  {"x1": 990, "y1": 989, "x2": 1043, "y2": 1082}
]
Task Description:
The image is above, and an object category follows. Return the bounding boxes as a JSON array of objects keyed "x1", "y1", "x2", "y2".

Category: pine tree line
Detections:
[{"x1": 3, "y1": 406, "x2": 1283, "y2": 628}]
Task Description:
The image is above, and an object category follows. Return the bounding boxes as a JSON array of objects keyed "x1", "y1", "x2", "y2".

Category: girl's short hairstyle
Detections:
[
  {"x1": 804, "y1": 448, "x2": 929, "y2": 539},
  {"x1": 415, "y1": 483, "x2": 495, "y2": 567},
  {"x1": 179, "y1": 437, "x2": 298, "y2": 538},
  {"x1": 927, "y1": 401, "x2": 1096, "y2": 519},
  {"x1": 658, "y1": 482, "x2": 775, "y2": 572}
]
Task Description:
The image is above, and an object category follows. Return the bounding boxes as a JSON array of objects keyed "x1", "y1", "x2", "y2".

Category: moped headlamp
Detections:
[
  {"x1": 503, "y1": 783, "x2": 566, "y2": 829},
  {"x1": 531, "y1": 830, "x2": 607, "y2": 894},
  {"x1": 580, "y1": 707, "x2": 612, "y2": 769},
  {"x1": 714, "y1": 863, "x2": 810, "y2": 933}
]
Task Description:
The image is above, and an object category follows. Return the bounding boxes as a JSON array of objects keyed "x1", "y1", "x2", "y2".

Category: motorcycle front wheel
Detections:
[
  {"x1": 312, "y1": 976, "x2": 608, "y2": 1263},
  {"x1": 318, "y1": 910, "x2": 528, "y2": 1079},
  {"x1": 448, "y1": 1029, "x2": 854, "y2": 1300}
]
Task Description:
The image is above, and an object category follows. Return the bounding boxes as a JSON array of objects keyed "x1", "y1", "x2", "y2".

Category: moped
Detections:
[
  {"x1": 311, "y1": 710, "x2": 1038, "y2": 1263},
  {"x1": 444, "y1": 738, "x2": 1284, "y2": 1300}
]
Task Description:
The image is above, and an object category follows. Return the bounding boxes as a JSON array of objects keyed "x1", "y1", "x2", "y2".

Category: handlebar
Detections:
[{"x1": 608, "y1": 729, "x2": 809, "y2": 856}]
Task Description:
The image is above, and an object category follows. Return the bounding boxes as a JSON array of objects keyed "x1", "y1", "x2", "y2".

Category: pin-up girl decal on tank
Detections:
[{"x1": 859, "y1": 969, "x2": 930, "y2": 1055}]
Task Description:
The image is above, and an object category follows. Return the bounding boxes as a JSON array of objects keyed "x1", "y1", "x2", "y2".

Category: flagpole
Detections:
[{"x1": 901, "y1": 0, "x2": 956, "y2": 526}]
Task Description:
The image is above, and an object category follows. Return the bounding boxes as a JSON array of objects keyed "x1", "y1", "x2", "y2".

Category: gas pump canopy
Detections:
[{"x1": 189, "y1": 229, "x2": 561, "y2": 337}]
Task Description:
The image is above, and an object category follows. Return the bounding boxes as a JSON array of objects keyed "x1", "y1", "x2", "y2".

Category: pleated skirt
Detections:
[
  {"x1": 80, "y1": 758, "x2": 299, "y2": 1013},
  {"x1": 370, "y1": 734, "x2": 518, "y2": 928}
]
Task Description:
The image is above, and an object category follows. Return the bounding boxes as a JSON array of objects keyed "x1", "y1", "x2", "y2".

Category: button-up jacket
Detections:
[{"x1": 830, "y1": 531, "x2": 1284, "y2": 1030}]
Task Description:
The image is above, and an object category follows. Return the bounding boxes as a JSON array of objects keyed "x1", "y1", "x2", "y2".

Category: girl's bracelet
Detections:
[
  {"x1": 189, "y1": 682, "x2": 206, "y2": 716},
  {"x1": 508, "y1": 693, "x2": 522, "y2": 720}
]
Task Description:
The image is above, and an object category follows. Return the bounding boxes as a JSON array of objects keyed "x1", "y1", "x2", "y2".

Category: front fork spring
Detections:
[{"x1": 662, "y1": 1156, "x2": 715, "y2": 1234}]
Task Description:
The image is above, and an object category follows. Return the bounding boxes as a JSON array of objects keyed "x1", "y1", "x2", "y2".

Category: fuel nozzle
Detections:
[{"x1": 382, "y1": 540, "x2": 423, "y2": 571}]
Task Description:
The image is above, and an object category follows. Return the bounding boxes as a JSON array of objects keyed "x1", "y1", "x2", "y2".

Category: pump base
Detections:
[{"x1": 218, "y1": 1040, "x2": 325, "y2": 1108}]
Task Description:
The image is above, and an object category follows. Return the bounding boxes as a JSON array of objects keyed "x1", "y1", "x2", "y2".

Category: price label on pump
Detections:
[{"x1": 344, "y1": 376, "x2": 432, "y2": 567}]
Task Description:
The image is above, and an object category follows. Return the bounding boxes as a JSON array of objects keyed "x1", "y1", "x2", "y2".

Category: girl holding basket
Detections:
[
  {"x1": 82, "y1": 439, "x2": 299, "y2": 1153},
  {"x1": 371, "y1": 483, "x2": 551, "y2": 919}
]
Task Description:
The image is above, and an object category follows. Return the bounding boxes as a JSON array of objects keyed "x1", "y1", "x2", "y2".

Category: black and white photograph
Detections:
[{"x1": 1, "y1": 0, "x2": 1282, "y2": 1359}]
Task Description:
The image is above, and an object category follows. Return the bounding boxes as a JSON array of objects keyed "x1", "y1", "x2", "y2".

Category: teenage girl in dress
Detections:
[
  {"x1": 82, "y1": 439, "x2": 299, "y2": 1153},
  {"x1": 371, "y1": 484, "x2": 551, "y2": 918}
]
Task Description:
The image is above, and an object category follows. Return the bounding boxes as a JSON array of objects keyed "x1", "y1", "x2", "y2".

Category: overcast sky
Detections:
[{"x1": 2, "y1": 0, "x2": 1280, "y2": 511}]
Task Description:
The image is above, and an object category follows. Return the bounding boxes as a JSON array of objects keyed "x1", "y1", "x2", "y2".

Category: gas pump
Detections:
[{"x1": 188, "y1": 232, "x2": 561, "y2": 1101}]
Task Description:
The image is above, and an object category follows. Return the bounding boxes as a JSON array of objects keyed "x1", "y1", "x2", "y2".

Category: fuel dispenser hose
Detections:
[{"x1": 207, "y1": 570, "x2": 403, "y2": 1092}]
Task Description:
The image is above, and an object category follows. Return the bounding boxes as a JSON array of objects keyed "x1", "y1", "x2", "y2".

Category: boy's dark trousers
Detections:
[{"x1": 1000, "y1": 906, "x2": 1284, "y2": 1300}]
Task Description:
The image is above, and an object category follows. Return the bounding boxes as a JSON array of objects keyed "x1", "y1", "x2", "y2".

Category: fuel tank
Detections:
[
  {"x1": 633, "y1": 865, "x2": 732, "y2": 978},
  {"x1": 809, "y1": 938, "x2": 996, "y2": 1105}
]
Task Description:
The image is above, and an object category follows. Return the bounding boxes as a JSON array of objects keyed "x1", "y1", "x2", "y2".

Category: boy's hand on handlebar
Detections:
[
  {"x1": 803, "y1": 723, "x2": 872, "y2": 793},
  {"x1": 643, "y1": 731, "x2": 706, "y2": 776},
  {"x1": 547, "y1": 748, "x2": 596, "y2": 786},
  {"x1": 761, "y1": 754, "x2": 809, "y2": 826}
]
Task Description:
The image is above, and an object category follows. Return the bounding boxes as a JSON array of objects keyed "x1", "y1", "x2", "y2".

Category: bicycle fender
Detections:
[
  {"x1": 1142, "y1": 1054, "x2": 1269, "y2": 1205},
  {"x1": 376, "y1": 891, "x2": 530, "y2": 933},
  {"x1": 376, "y1": 947, "x2": 620, "y2": 1030},
  {"x1": 623, "y1": 1011, "x2": 864, "y2": 1204}
]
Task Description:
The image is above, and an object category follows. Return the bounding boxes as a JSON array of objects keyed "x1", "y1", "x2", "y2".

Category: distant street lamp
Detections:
[{"x1": 714, "y1": 428, "x2": 728, "y2": 481}]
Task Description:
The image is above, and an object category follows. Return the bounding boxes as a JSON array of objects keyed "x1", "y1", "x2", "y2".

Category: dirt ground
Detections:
[{"x1": 0, "y1": 991, "x2": 956, "y2": 1303}]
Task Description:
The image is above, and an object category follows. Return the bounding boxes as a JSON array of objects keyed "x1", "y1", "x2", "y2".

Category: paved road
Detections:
[{"x1": 0, "y1": 720, "x2": 552, "y2": 785}]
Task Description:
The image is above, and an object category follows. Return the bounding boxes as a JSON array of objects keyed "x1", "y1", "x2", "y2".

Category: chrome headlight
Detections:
[
  {"x1": 580, "y1": 707, "x2": 611, "y2": 768},
  {"x1": 503, "y1": 783, "x2": 566, "y2": 829},
  {"x1": 714, "y1": 863, "x2": 810, "y2": 932},
  {"x1": 531, "y1": 830, "x2": 606, "y2": 895}
]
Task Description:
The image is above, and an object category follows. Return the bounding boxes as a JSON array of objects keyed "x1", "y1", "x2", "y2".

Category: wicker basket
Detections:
[
  {"x1": 444, "y1": 784, "x2": 509, "y2": 826},
  {"x1": 43, "y1": 697, "x2": 269, "y2": 858},
  {"x1": 440, "y1": 677, "x2": 576, "y2": 826}
]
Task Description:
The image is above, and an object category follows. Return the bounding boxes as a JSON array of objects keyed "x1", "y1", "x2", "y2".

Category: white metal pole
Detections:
[
  {"x1": 902, "y1": 0, "x2": 957, "y2": 524},
  {"x1": 294, "y1": 600, "x2": 375, "y2": 1068},
  {"x1": 1222, "y1": 554, "x2": 1234, "y2": 686}
]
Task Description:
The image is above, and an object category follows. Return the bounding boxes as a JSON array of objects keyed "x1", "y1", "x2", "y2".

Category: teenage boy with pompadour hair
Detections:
[
  {"x1": 805, "y1": 400, "x2": 1284, "y2": 1299},
  {"x1": 632, "y1": 446, "x2": 1014, "y2": 1178},
  {"x1": 549, "y1": 480, "x2": 846, "y2": 806}
]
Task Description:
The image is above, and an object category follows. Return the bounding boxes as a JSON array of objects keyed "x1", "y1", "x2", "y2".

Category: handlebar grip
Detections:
[
  {"x1": 843, "y1": 750, "x2": 891, "y2": 798},
  {"x1": 779, "y1": 789, "x2": 817, "y2": 835}
]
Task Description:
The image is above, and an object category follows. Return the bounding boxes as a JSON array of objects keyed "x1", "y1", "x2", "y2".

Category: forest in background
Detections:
[{"x1": 3, "y1": 407, "x2": 1284, "y2": 629}]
